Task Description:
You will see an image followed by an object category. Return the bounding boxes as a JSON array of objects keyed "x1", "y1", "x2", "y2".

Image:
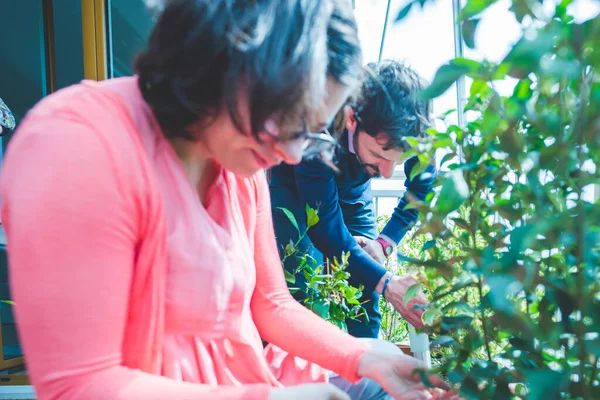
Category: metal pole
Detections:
[
  {"x1": 409, "y1": 324, "x2": 431, "y2": 368},
  {"x1": 452, "y1": 0, "x2": 466, "y2": 129},
  {"x1": 378, "y1": 0, "x2": 392, "y2": 62}
]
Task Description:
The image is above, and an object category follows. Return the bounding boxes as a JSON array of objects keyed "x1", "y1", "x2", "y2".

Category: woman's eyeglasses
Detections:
[
  {"x1": 264, "y1": 118, "x2": 338, "y2": 161},
  {"x1": 301, "y1": 128, "x2": 337, "y2": 160}
]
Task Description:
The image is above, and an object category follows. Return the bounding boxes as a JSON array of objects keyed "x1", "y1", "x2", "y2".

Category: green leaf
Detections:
[
  {"x1": 436, "y1": 169, "x2": 470, "y2": 215},
  {"x1": 459, "y1": 0, "x2": 498, "y2": 20},
  {"x1": 451, "y1": 217, "x2": 471, "y2": 231},
  {"x1": 469, "y1": 79, "x2": 491, "y2": 97},
  {"x1": 438, "y1": 108, "x2": 457, "y2": 120},
  {"x1": 502, "y1": 29, "x2": 557, "y2": 78},
  {"x1": 404, "y1": 284, "x2": 421, "y2": 305},
  {"x1": 524, "y1": 369, "x2": 565, "y2": 400},
  {"x1": 409, "y1": 157, "x2": 430, "y2": 180},
  {"x1": 284, "y1": 269, "x2": 296, "y2": 284},
  {"x1": 306, "y1": 207, "x2": 320, "y2": 228},
  {"x1": 441, "y1": 315, "x2": 473, "y2": 329},
  {"x1": 442, "y1": 301, "x2": 475, "y2": 315},
  {"x1": 284, "y1": 243, "x2": 294, "y2": 257},
  {"x1": 513, "y1": 78, "x2": 533, "y2": 101},
  {"x1": 430, "y1": 335, "x2": 458, "y2": 348},
  {"x1": 332, "y1": 318, "x2": 348, "y2": 332},
  {"x1": 422, "y1": 307, "x2": 441, "y2": 325},
  {"x1": 421, "y1": 239, "x2": 436, "y2": 252},
  {"x1": 509, "y1": 0, "x2": 534, "y2": 23},
  {"x1": 0, "y1": 300, "x2": 15, "y2": 306},
  {"x1": 420, "y1": 63, "x2": 468, "y2": 100},
  {"x1": 278, "y1": 207, "x2": 299, "y2": 233},
  {"x1": 395, "y1": 1, "x2": 414, "y2": 22},
  {"x1": 462, "y1": 18, "x2": 480, "y2": 49},
  {"x1": 513, "y1": 383, "x2": 529, "y2": 396}
]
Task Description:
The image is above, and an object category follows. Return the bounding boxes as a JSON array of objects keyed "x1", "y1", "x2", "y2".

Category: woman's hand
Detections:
[
  {"x1": 269, "y1": 383, "x2": 350, "y2": 400},
  {"x1": 357, "y1": 339, "x2": 459, "y2": 400}
]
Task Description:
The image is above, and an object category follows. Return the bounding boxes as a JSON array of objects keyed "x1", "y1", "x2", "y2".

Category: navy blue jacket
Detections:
[{"x1": 269, "y1": 131, "x2": 436, "y2": 291}]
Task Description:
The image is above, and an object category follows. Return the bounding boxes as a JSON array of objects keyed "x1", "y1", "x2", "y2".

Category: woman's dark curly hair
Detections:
[{"x1": 136, "y1": 0, "x2": 335, "y2": 140}]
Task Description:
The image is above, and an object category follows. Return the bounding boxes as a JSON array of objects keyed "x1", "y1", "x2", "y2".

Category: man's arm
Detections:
[
  {"x1": 379, "y1": 156, "x2": 437, "y2": 246},
  {"x1": 293, "y1": 158, "x2": 388, "y2": 291}
]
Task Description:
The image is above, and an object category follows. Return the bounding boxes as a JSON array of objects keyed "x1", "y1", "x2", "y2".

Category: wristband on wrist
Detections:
[
  {"x1": 381, "y1": 275, "x2": 391, "y2": 300},
  {"x1": 376, "y1": 236, "x2": 394, "y2": 258}
]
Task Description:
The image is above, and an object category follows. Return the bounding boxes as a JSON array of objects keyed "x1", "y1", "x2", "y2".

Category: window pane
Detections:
[
  {"x1": 355, "y1": 1, "x2": 457, "y2": 216},
  {"x1": 0, "y1": 250, "x2": 21, "y2": 362},
  {"x1": 109, "y1": 1, "x2": 157, "y2": 78},
  {"x1": 0, "y1": 1, "x2": 49, "y2": 154},
  {"x1": 354, "y1": 0, "x2": 389, "y2": 63},
  {"x1": 377, "y1": 197, "x2": 401, "y2": 217},
  {"x1": 380, "y1": 0, "x2": 458, "y2": 123},
  {"x1": 53, "y1": 0, "x2": 85, "y2": 91}
]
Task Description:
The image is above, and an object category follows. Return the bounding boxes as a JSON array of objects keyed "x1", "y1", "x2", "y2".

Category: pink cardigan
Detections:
[{"x1": 0, "y1": 79, "x2": 370, "y2": 399}]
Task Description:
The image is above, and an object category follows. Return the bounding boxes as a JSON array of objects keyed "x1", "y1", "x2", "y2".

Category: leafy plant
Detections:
[
  {"x1": 393, "y1": 0, "x2": 600, "y2": 399},
  {"x1": 280, "y1": 205, "x2": 367, "y2": 332}
]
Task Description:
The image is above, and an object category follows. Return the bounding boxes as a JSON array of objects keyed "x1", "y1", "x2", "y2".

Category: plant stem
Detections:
[
  {"x1": 572, "y1": 69, "x2": 593, "y2": 399},
  {"x1": 589, "y1": 356, "x2": 598, "y2": 387},
  {"x1": 281, "y1": 229, "x2": 310, "y2": 264},
  {"x1": 478, "y1": 278, "x2": 493, "y2": 362}
]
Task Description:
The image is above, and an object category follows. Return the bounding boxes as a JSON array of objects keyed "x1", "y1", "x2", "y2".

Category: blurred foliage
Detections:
[
  {"x1": 395, "y1": 0, "x2": 600, "y2": 399},
  {"x1": 280, "y1": 205, "x2": 367, "y2": 332}
]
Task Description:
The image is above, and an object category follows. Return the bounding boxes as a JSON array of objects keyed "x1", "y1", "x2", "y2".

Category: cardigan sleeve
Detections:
[
  {"x1": 0, "y1": 113, "x2": 270, "y2": 400},
  {"x1": 250, "y1": 171, "x2": 370, "y2": 383}
]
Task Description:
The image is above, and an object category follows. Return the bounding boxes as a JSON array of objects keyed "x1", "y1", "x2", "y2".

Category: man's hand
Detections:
[
  {"x1": 378, "y1": 273, "x2": 428, "y2": 328},
  {"x1": 354, "y1": 236, "x2": 386, "y2": 264}
]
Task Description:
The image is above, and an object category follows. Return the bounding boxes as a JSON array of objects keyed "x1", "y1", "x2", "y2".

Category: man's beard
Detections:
[
  {"x1": 355, "y1": 151, "x2": 381, "y2": 178},
  {"x1": 353, "y1": 129, "x2": 382, "y2": 178},
  {"x1": 354, "y1": 139, "x2": 381, "y2": 178}
]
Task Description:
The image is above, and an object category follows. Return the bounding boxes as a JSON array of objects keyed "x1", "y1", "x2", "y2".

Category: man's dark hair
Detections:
[
  {"x1": 136, "y1": 0, "x2": 333, "y2": 140},
  {"x1": 353, "y1": 60, "x2": 430, "y2": 150}
]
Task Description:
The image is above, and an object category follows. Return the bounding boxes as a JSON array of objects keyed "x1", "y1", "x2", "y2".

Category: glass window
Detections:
[
  {"x1": 355, "y1": 0, "x2": 458, "y2": 216},
  {"x1": 380, "y1": 0, "x2": 458, "y2": 124},
  {"x1": 108, "y1": 1, "x2": 157, "y2": 78},
  {"x1": 0, "y1": 2, "x2": 50, "y2": 154},
  {"x1": 354, "y1": 0, "x2": 389, "y2": 63},
  {"x1": 53, "y1": 0, "x2": 85, "y2": 91}
]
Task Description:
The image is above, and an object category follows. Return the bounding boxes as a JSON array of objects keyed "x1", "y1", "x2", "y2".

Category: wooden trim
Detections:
[
  {"x1": 0, "y1": 376, "x2": 31, "y2": 386},
  {"x1": 0, "y1": 358, "x2": 26, "y2": 372},
  {"x1": 82, "y1": 0, "x2": 107, "y2": 81}
]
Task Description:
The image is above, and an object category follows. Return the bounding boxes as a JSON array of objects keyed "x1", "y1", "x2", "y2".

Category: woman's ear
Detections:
[{"x1": 346, "y1": 106, "x2": 357, "y2": 132}]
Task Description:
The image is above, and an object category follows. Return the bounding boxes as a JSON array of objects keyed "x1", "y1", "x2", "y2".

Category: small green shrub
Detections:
[{"x1": 280, "y1": 206, "x2": 367, "y2": 332}]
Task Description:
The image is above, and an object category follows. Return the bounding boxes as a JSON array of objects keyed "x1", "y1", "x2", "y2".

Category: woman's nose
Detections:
[{"x1": 274, "y1": 138, "x2": 305, "y2": 165}]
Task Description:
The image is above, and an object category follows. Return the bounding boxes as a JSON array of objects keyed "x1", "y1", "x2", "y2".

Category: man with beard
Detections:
[{"x1": 268, "y1": 60, "x2": 436, "y2": 338}]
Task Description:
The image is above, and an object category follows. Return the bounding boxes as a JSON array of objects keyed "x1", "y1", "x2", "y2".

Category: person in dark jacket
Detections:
[{"x1": 269, "y1": 60, "x2": 436, "y2": 338}]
